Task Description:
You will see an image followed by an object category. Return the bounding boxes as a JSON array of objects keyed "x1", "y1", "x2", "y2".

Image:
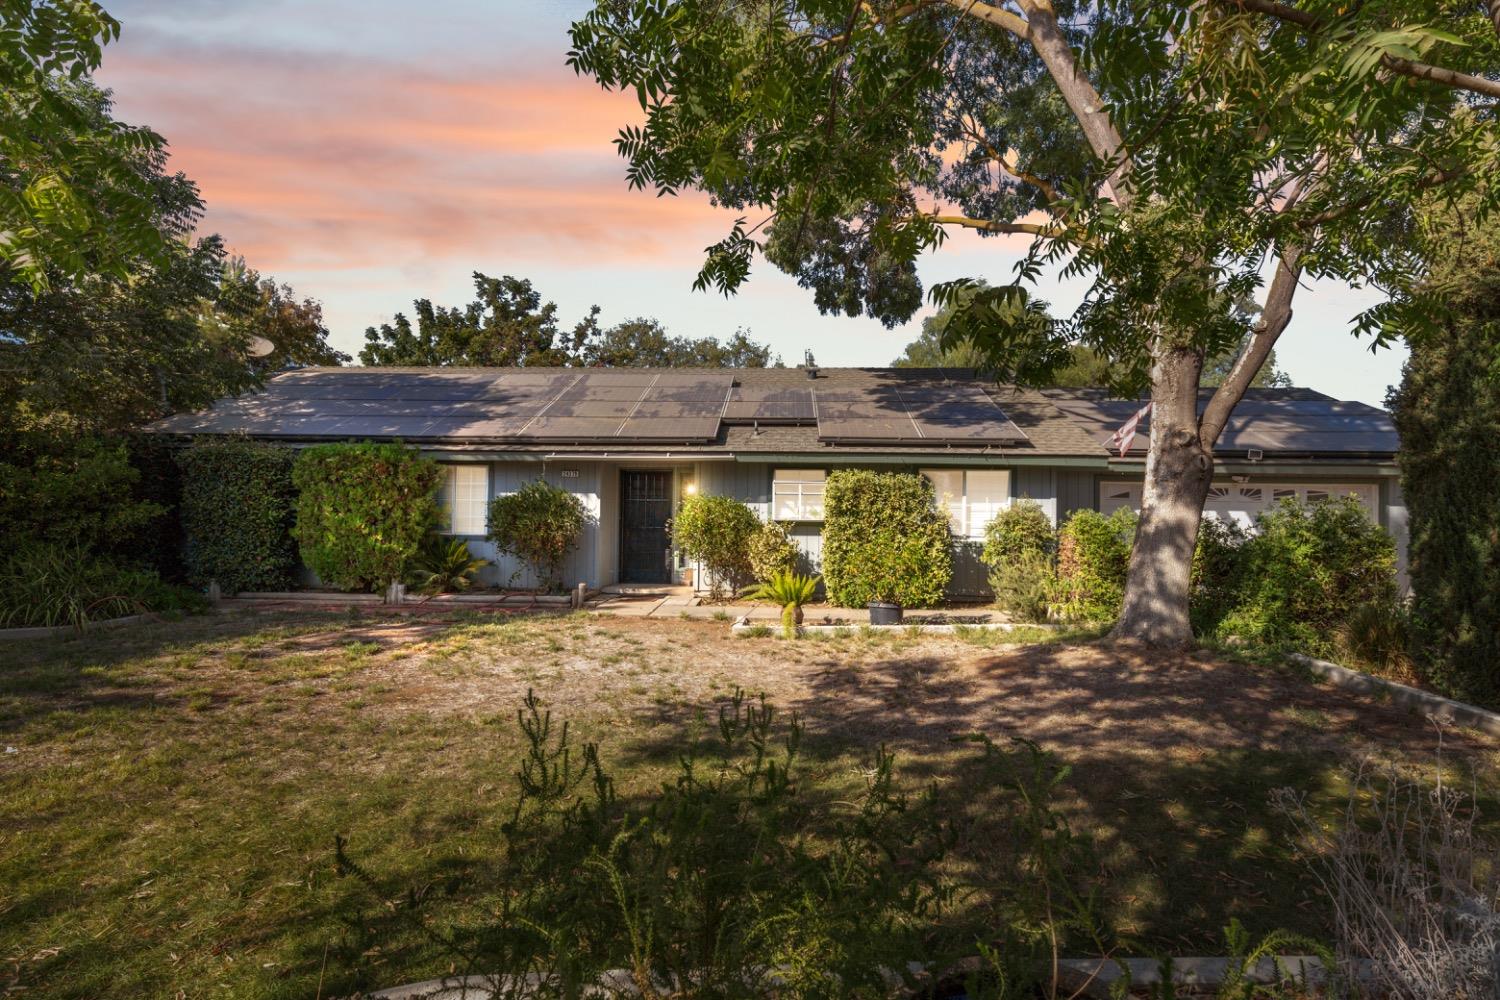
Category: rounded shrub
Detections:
[
  {"x1": 1053, "y1": 508, "x2": 1136, "y2": 623},
  {"x1": 487, "y1": 480, "x2": 587, "y2": 591},
  {"x1": 822, "y1": 470, "x2": 951, "y2": 608},
  {"x1": 292, "y1": 441, "x2": 442, "y2": 592},
  {"x1": 1217, "y1": 496, "x2": 1396, "y2": 656},
  {"x1": 669, "y1": 495, "x2": 758, "y2": 596},
  {"x1": 981, "y1": 498, "x2": 1055, "y2": 566},
  {"x1": 747, "y1": 520, "x2": 800, "y2": 583},
  {"x1": 176, "y1": 439, "x2": 297, "y2": 594}
]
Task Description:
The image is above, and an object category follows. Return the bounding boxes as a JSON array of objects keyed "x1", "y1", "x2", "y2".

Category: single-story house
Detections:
[{"x1": 148, "y1": 366, "x2": 1405, "y2": 596}]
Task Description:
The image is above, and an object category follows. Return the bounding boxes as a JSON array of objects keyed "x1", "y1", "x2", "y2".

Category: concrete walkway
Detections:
[{"x1": 583, "y1": 586, "x2": 1004, "y2": 625}]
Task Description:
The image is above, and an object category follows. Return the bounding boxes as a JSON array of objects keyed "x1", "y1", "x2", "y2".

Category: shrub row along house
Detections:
[{"x1": 149, "y1": 366, "x2": 1404, "y2": 597}]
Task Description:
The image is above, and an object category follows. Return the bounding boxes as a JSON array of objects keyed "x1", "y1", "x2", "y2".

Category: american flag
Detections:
[{"x1": 1108, "y1": 401, "x2": 1152, "y2": 458}]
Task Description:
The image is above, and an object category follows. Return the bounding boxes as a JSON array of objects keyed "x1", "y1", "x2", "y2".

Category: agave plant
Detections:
[
  {"x1": 740, "y1": 571, "x2": 820, "y2": 638},
  {"x1": 409, "y1": 536, "x2": 491, "y2": 595}
]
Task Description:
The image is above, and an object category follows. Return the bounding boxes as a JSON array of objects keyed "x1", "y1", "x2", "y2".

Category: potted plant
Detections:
[
  {"x1": 741, "y1": 571, "x2": 820, "y2": 638},
  {"x1": 864, "y1": 545, "x2": 905, "y2": 626}
]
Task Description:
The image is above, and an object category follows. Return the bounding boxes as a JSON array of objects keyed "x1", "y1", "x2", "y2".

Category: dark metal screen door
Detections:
[{"x1": 620, "y1": 470, "x2": 673, "y2": 583}]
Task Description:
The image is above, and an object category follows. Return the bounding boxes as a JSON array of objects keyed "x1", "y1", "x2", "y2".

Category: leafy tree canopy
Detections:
[
  {"x1": 208, "y1": 257, "x2": 351, "y2": 374},
  {"x1": 1, "y1": 4, "x2": 186, "y2": 291},
  {"x1": 360, "y1": 272, "x2": 776, "y2": 367},
  {"x1": 584, "y1": 318, "x2": 777, "y2": 367}
]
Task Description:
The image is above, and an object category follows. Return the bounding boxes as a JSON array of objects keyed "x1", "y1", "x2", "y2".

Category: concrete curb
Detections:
[
  {"x1": 0, "y1": 614, "x2": 147, "y2": 641},
  {"x1": 1289, "y1": 652, "x2": 1500, "y2": 737},
  {"x1": 731, "y1": 620, "x2": 1063, "y2": 637},
  {"x1": 367, "y1": 955, "x2": 1334, "y2": 999},
  {"x1": 233, "y1": 591, "x2": 576, "y2": 608}
]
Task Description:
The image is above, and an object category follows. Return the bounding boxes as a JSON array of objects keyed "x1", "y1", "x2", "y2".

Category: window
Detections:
[
  {"x1": 437, "y1": 464, "x2": 488, "y2": 535},
  {"x1": 772, "y1": 469, "x2": 826, "y2": 520},
  {"x1": 1100, "y1": 480, "x2": 1378, "y2": 525},
  {"x1": 920, "y1": 468, "x2": 1012, "y2": 538}
]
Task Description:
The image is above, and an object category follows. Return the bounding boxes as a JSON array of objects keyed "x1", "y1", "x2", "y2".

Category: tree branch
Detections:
[
  {"x1": 963, "y1": 126, "x2": 1064, "y2": 202},
  {"x1": 943, "y1": 0, "x2": 1028, "y2": 39},
  {"x1": 930, "y1": 214, "x2": 1064, "y2": 236},
  {"x1": 1228, "y1": 0, "x2": 1500, "y2": 100},
  {"x1": 1200, "y1": 248, "x2": 1302, "y2": 446}
]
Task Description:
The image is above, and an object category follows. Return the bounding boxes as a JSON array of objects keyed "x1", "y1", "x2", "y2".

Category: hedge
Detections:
[
  {"x1": 177, "y1": 440, "x2": 297, "y2": 594},
  {"x1": 1053, "y1": 508, "x2": 1135, "y2": 623},
  {"x1": 292, "y1": 441, "x2": 442, "y2": 592},
  {"x1": 822, "y1": 470, "x2": 951, "y2": 607}
]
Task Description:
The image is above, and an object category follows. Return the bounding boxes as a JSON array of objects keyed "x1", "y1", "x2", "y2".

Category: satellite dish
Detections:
[{"x1": 246, "y1": 335, "x2": 275, "y2": 358}]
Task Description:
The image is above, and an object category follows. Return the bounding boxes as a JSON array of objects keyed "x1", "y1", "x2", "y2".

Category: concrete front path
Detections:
[{"x1": 584, "y1": 586, "x2": 1006, "y2": 625}]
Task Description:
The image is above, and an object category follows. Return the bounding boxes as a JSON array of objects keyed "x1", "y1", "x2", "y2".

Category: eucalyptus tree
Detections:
[{"x1": 568, "y1": 0, "x2": 1499, "y2": 645}]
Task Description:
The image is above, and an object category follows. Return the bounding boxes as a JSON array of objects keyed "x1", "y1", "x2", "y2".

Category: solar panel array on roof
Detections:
[
  {"x1": 722, "y1": 385, "x2": 817, "y2": 423},
  {"x1": 150, "y1": 370, "x2": 736, "y2": 442},
  {"x1": 1042, "y1": 389, "x2": 1399, "y2": 456},
  {"x1": 813, "y1": 381, "x2": 1029, "y2": 445}
]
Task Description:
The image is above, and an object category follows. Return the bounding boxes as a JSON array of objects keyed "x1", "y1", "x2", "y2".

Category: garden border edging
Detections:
[
  {"x1": 1289, "y1": 652, "x2": 1500, "y2": 737},
  {"x1": 731, "y1": 620, "x2": 1064, "y2": 637},
  {"x1": 0, "y1": 614, "x2": 147, "y2": 641}
]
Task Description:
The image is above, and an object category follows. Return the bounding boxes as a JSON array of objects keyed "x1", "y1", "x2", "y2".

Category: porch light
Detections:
[{"x1": 683, "y1": 481, "x2": 698, "y2": 496}]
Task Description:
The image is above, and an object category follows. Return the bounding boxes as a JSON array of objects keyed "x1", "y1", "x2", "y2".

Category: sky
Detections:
[{"x1": 97, "y1": 0, "x2": 1405, "y2": 406}]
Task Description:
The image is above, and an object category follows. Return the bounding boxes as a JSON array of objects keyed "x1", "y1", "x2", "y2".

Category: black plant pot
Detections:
[{"x1": 868, "y1": 601, "x2": 903, "y2": 626}]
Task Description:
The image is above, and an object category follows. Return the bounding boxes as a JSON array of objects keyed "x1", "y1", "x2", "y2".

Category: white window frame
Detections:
[
  {"x1": 438, "y1": 464, "x2": 489, "y2": 535},
  {"x1": 772, "y1": 469, "x2": 826, "y2": 521},
  {"x1": 920, "y1": 468, "x2": 1012, "y2": 540},
  {"x1": 1100, "y1": 480, "x2": 1378, "y2": 525}
]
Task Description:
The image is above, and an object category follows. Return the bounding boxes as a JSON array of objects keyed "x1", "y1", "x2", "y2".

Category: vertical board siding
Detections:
[
  {"x1": 468, "y1": 461, "x2": 603, "y2": 590},
  {"x1": 1013, "y1": 467, "x2": 1059, "y2": 524},
  {"x1": 698, "y1": 462, "x2": 771, "y2": 518},
  {"x1": 1057, "y1": 470, "x2": 1099, "y2": 521}
]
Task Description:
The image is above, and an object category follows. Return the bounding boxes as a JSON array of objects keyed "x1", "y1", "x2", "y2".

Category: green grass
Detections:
[{"x1": 0, "y1": 609, "x2": 1494, "y2": 998}]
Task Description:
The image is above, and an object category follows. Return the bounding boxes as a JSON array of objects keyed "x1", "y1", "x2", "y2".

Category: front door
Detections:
[{"x1": 620, "y1": 470, "x2": 673, "y2": 584}]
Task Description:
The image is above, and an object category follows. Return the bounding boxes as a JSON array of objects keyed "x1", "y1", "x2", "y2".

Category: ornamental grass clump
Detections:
[
  {"x1": 407, "y1": 536, "x2": 491, "y2": 595},
  {"x1": 487, "y1": 479, "x2": 587, "y2": 591}
]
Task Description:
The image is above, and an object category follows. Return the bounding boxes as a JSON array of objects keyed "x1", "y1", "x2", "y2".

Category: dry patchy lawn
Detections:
[{"x1": 1, "y1": 608, "x2": 1496, "y2": 998}]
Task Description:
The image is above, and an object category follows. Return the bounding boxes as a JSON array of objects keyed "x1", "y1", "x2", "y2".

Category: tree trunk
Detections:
[{"x1": 1110, "y1": 345, "x2": 1213, "y2": 647}]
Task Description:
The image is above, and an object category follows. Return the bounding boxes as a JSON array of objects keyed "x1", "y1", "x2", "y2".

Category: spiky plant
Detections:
[
  {"x1": 740, "y1": 571, "x2": 820, "y2": 638},
  {"x1": 409, "y1": 536, "x2": 490, "y2": 595}
]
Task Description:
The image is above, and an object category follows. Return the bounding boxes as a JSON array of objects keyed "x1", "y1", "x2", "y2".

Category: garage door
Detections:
[{"x1": 1100, "y1": 481, "x2": 1377, "y2": 528}]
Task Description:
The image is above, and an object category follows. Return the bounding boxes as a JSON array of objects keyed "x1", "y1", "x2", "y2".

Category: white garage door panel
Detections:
[{"x1": 1101, "y1": 481, "x2": 1377, "y2": 527}]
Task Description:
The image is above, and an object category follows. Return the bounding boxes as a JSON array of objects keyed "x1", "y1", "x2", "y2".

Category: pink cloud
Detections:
[{"x1": 98, "y1": 41, "x2": 739, "y2": 273}]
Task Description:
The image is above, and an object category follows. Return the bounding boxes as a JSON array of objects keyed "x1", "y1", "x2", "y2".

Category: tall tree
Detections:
[
  {"x1": 359, "y1": 273, "x2": 599, "y2": 367},
  {"x1": 1, "y1": 4, "x2": 186, "y2": 291},
  {"x1": 1389, "y1": 199, "x2": 1500, "y2": 708},
  {"x1": 208, "y1": 257, "x2": 350, "y2": 373},
  {"x1": 585, "y1": 318, "x2": 777, "y2": 367},
  {"x1": 569, "y1": 0, "x2": 1498, "y2": 645}
]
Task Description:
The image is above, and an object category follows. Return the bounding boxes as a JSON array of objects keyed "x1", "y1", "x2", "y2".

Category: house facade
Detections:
[{"x1": 149, "y1": 366, "x2": 1406, "y2": 595}]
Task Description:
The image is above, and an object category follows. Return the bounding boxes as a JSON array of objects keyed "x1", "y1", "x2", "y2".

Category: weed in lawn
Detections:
[
  {"x1": 712, "y1": 610, "x2": 731, "y2": 622},
  {"x1": 736, "y1": 624, "x2": 773, "y2": 639}
]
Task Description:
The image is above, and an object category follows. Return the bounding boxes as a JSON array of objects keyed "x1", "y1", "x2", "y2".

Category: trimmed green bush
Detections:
[
  {"x1": 1053, "y1": 508, "x2": 1136, "y2": 623},
  {"x1": 292, "y1": 442, "x2": 441, "y2": 592},
  {"x1": 822, "y1": 470, "x2": 951, "y2": 607},
  {"x1": 1217, "y1": 496, "x2": 1396, "y2": 656},
  {"x1": 981, "y1": 498, "x2": 1055, "y2": 566},
  {"x1": 487, "y1": 480, "x2": 587, "y2": 591},
  {"x1": 747, "y1": 520, "x2": 800, "y2": 582},
  {"x1": 176, "y1": 440, "x2": 297, "y2": 594},
  {"x1": 669, "y1": 494, "x2": 760, "y2": 596},
  {"x1": 1189, "y1": 517, "x2": 1249, "y2": 638}
]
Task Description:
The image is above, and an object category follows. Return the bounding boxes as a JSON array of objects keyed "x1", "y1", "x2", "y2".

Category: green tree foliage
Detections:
[
  {"x1": 668, "y1": 494, "x2": 759, "y2": 596},
  {"x1": 207, "y1": 257, "x2": 350, "y2": 373},
  {"x1": 822, "y1": 470, "x2": 951, "y2": 607},
  {"x1": 1390, "y1": 200, "x2": 1500, "y2": 708},
  {"x1": 1189, "y1": 518, "x2": 1250, "y2": 639},
  {"x1": 584, "y1": 318, "x2": 776, "y2": 367},
  {"x1": 569, "y1": 0, "x2": 1497, "y2": 643},
  {"x1": 1, "y1": 7, "x2": 184, "y2": 290},
  {"x1": 176, "y1": 440, "x2": 297, "y2": 594},
  {"x1": 359, "y1": 273, "x2": 600, "y2": 367},
  {"x1": 0, "y1": 435, "x2": 163, "y2": 557},
  {"x1": 746, "y1": 520, "x2": 801, "y2": 583},
  {"x1": 1217, "y1": 498, "x2": 1397, "y2": 656},
  {"x1": 487, "y1": 480, "x2": 588, "y2": 591},
  {"x1": 1054, "y1": 509, "x2": 1136, "y2": 623},
  {"x1": 291, "y1": 442, "x2": 441, "y2": 592}
]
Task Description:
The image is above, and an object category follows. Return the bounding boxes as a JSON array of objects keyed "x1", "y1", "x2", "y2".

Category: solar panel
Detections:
[
  {"x1": 722, "y1": 386, "x2": 816, "y2": 422},
  {"x1": 899, "y1": 384, "x2": 1029, "y2": 443}
]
